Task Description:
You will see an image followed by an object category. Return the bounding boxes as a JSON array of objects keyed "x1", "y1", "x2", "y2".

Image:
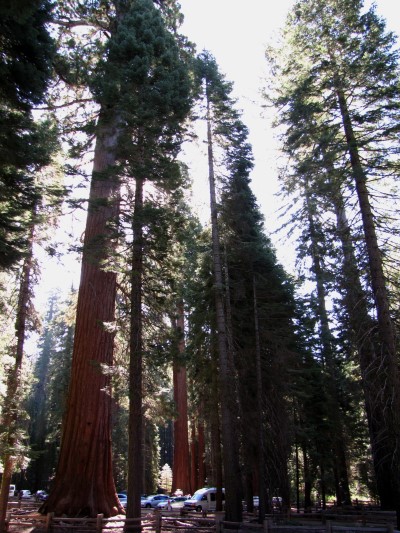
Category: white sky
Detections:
[{"x1": 33, "y1": 0, "x2": 400, "y2": 314}]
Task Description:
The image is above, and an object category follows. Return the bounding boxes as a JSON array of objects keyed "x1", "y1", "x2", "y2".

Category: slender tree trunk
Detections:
[
  {"x1": 295, "y1": 441, "x2": 300, "y2": 513},
  {"x1": 197, "y1": 421, "x2": 206, "y2": 487},
  {"x1": 41, "y1": 113, "x2": 123, "y2": 517},
  {"x1": 252, "y1": 275, "x2": 267, "y2": 522},
  {"x1": 28, "y1": 298, "x2": 56, "y2": 491},
  {"x1": 302, "y1": 445, "x2": 312, "y2": 512},
  {"x1": 335, "y1": 81, "x2": 400, "y2": 519},
  {"x1": 0, "y1": 219, "x2": 35, "y2": 533},
  {"x1": 125, "y1": 176, "x2": 144, "y2": 530},
  {"x1": 208, "y1": 362, "x2": 223, "y2": 510},
  {"x1": 206, "y1": 87, "x2": 242, "y2": 522},
  {"x1": 172, "y1": 301, "x2": 191, "y2": 495},
  {"x1": 190, "y1": 422, "x2": 198, "y2": 492},
  {"x1": 305, "y1": 189, "x2": 351, "y2": 506}
]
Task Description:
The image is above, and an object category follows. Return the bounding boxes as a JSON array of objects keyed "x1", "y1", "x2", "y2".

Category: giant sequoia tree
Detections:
[
  {"x1": 266, "y1": 0, "x2": 400, "y2": 518},
  {"x1": 42, "y1": 0, "x2": 191, "y2": 518}
]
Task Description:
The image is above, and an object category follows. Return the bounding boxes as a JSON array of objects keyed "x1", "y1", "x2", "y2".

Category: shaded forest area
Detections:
[{"x1": 1, "y1": 0, "x2": 400, "y2": 531}]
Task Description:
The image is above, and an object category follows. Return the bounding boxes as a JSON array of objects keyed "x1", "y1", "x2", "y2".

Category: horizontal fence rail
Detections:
[{"x1": 3, "y1": 507, "x2": 399, "y2": 533}]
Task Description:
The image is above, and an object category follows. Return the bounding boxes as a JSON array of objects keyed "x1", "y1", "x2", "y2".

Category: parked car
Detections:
[
  {"x1": 156, "y1": 496, "x2": 188, "y2": 509},
  {"x1": 19, "y1": 490, "x2": 32, "y2": 499},
  {"x1": 183, "y1": 488, "x2": 225, "y2": 513},
  {"x1": 117, "y1": 493, "x2": 127, "y2": 508},
  {"x1": 9, "y1": 485, "x2": 16, "y2": 497},
  {"x1": 35, "y1": 490, "x2": 48, "y2": 502},
  {"x1": 141, "y1": 494, "x2": 169, "y2": 509},
  {"x1": 272, "y1": 496, "x2": 283, "y2": 509},
  {"x1": 253, "y1": 496, "x2": 259, "y2": 508}
]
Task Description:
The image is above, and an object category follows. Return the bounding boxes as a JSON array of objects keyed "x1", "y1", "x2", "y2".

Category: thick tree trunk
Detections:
[
  {"x1": 0, "y1": 216, "x2": 34, "y2": 533},
  {"x1": 41, "y1": 114, "x2": 123, "y2": 518},
  {"x1": 125, "y1": 176, "x2": 144, "y2": 530},
  {"x1": 206, "y1": 92, "x2": 242, "y2": 521},
  {"x1": 335, "y1": 82, "x2": 400, "y2": 518},
  {"x1": 172, "y1": 301, "x2": 191, "y2": 495}
]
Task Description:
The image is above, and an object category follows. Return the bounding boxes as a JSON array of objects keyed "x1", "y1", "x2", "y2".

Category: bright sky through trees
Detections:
[
  {"x1": 178, "y1": 0, "x2": 400, "y2": 267},
  {"x1": 34, "y1": 0, "x2": 400, "y2": 310}
]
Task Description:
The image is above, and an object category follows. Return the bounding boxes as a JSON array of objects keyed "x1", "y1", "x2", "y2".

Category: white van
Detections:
[
  {"x1": 183, "y1": 487, "x2": 225, "y2": 512},
  {"x1": 9, "y1": 484, "x2": 16, "y2": 497}
]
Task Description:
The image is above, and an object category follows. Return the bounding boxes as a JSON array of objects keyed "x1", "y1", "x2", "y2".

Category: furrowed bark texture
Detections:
[
  {"x1": 41, "y1": 116, "x2": 123, "y2": 517},
  {"x1": 126, "y1": 175, "x2": 144, "y2": 529}
]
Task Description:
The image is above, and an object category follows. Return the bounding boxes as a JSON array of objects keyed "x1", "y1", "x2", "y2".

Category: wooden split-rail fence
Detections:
[{"x1": 4, "y1": 507, "x2": 399, "y2": 533}]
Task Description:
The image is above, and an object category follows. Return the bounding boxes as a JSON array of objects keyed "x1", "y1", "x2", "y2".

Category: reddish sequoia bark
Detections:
[
  {"x1": 41, "y1": 116, "x2": 123, "y2": 517},
  {"x1": 172, "y1": 301, "x2": 191, "y2": 495}
]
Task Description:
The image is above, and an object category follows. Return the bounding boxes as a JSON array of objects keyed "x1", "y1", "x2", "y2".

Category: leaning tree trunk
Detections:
[
  {"x1": 331, "y1": 179, "x2": 394, "y2": 510},
  {"x1": 41, "y1": 113, "x2": 123, "y2": 518},
  {"x1": 172, "y1": 301, "x2": 191, "y2": 495},
  {"x1": 125, "y1": 175, "x2": 144, "y2": 530},
  {"x1": 335, "y1": 80, "x2": 400, "y2": 520},
  {"x1": 206, "y1": 90, "x2": 242, "y2": 522},
  {"x1": 0, "y1": 217, "x2": 35, "y2": 533}
]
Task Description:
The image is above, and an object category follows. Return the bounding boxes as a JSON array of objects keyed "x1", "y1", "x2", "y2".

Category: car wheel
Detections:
[
  {"x1": 146, "y1": 504, "x2": 152, "y2": 508},
  {"x1": 196, "y1": 506, "x2": 202, "y2": 512}
]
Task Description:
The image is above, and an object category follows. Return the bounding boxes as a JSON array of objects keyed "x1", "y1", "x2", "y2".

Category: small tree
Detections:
[{"x1": 159, "y1": 464, "x2": 173, "y2": 494}]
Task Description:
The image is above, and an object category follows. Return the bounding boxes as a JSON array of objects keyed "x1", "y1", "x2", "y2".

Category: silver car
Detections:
[
  {"x1": 141, "y1": 494, "x2": 169, "y2": 509},
  {"x1": 156, "y1": 496, "x2": 188, "y2": 509}
]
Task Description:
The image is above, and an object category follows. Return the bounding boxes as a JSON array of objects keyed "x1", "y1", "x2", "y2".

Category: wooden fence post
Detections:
[
  {"x1": 215, "y1": 510, "x2": 224, "y2": 533},
  {"x1": 46, "y1": 512, "x2": 54, "y2": 532},
  {"x1": 96, "y1": 513, "x2": 104, "y2": 532},
  {"x1": 155, "y1": 509, "x2": 162, "y2": 533},
  {"x1": 326, "y1": 520, "x2": 332, "y2": 533}
]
